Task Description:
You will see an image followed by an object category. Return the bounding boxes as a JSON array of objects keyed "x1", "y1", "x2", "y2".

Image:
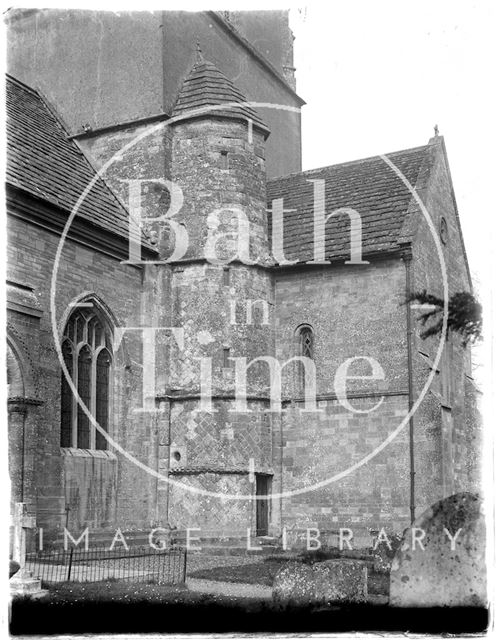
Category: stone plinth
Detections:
[{"x1": 9, "y1": 571, "x2": 47, "y2": 598}]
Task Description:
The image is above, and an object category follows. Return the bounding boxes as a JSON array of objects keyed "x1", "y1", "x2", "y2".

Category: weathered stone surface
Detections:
[
  {"x1": 390, "y1": 492, "x2": 486, "y2": 607},
  {"x1": 372, "y1": 532, "x2": 403, "y2": 573},
  {"x1": 273, "y1": 559, "x2": 368, "y2": 606},
  {"x1": 272, "y1": 562, "x2": 315, "y2": 605},
  {"x1": 9, "y1": 575, "x2": 44, "y2": 596}
]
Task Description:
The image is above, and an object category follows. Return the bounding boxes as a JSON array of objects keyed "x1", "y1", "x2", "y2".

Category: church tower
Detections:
[{"x1": 160, "y1": 49, "x2": 277, "y2": 537}]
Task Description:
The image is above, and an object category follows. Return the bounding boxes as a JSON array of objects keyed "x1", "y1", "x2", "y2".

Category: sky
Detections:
[
  {"x1": 287, "y1": 1, "x2": 496, "y2": 384},
  {"x1": 289, "y1": 1, "x2": 495, "y2": 294}
]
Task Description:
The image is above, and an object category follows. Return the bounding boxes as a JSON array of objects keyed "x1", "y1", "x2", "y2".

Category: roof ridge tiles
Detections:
[
  {"x1": 267, "y1": 144, "x2": 431, "y2": 183},
  {"x1": 5, "y1": 73, "x2": 40, "y2": 96}
]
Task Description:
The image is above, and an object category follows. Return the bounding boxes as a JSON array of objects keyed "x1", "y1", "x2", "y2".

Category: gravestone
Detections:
[
  {"x1": 390, "y1": 492, "x2": 486, "y2": 607},
  {"x1": 9, "y1": 503, "x2": 45, "y2": 597},
  {"x1": 273, "y1": 559, "x2": 368, "y2": 606},
  {"x1": 9, "y1": 560, "x2": 20, "y2": 579}
]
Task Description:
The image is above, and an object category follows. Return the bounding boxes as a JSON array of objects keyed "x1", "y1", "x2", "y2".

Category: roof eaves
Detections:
[
  {"x1": 36, "y1": 89, "x2": 156, "y2": 250},
  {"x1": 271, "y1": 246, "x2": 406, "y2": 272},
  {"x1": 5, "y1": 73, "x2": 39, "y2": 96},
  {"x1": 171, "y1": 109, "x2": 270, "y2": 139},
  {"x1": 7, "y1": 183, "x2": 158, "y2": 261}
]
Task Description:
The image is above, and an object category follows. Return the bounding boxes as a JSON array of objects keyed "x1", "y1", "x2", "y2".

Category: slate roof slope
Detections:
[
  {"x1": 267, "y1": 144, "x2": 434, "y2": 263},
  {"x1": 172, "y1": 53, "x2": 270, "y2": 136},
  {"x1": 6, "y1": 75, "x2": 150, "y2": 247}
]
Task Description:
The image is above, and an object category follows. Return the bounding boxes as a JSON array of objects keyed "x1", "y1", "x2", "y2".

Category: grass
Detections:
[{"x1": 37, "y1": 580, "x2": 194, "y2": 603}]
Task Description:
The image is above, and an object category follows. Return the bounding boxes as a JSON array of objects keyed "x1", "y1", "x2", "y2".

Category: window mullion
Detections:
[
  {"x1": 71, "y1": 346, "x2": 78, "y2": 447},
  {"x1": 90, "y1": 349, "x2": 97, "y2": 449},
  {"x1": 61, "y1": 306, "x2": 113, "y2": 450}
]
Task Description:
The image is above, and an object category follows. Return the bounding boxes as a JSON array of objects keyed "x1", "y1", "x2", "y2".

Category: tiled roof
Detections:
[
  {"x1": 6, "y1": 75, "x2": 151, "y2": 247},
  {"x1": 172, "y1": 54, "x2": 269, "y2": 135},
  {"x1": 267, "y1": 145, "x2": 434, "y2": 263}
]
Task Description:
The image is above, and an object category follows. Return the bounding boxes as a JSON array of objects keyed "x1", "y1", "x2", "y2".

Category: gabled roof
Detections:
[
  {"x1": 267, "y1": 144, "x2": 434, "y2": 263},
  {"x1": 172, "y1": 52, "x2": 270, "y2": 137},
  {"x1": 6, "y1": 74, "x2": 153, "y2": 249}
]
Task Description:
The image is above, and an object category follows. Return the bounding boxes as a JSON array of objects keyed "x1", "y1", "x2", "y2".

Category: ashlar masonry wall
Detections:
[
  {"x1": 7, "y1": 205, "x2": 165, "y2": 538},
  {"x1": 408, "y1": 139, "x2": 482, "y2": 516},
  {"x1": 273, "y1": 258, "x2": 413, "y2": 536}
]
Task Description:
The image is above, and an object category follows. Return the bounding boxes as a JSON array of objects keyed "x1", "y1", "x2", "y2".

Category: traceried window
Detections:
[
  {"x1": 60, "y1": 306, "x2": 113, "y2": 450},
  {"x1": 297, "y1": 325, "x2": 314, "y2": 393}
]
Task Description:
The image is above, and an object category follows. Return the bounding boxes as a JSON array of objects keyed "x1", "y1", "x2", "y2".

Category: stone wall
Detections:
[
  {"x1": 62, "y1": 449, "x2": 118, "y2": 531},
  {"x1": 7, "y1": 9, "x2": 302, "y2": 178},
  {"x1": 274, "y1": 259, "x2": 408, "y2": 397},
  {"x1": 274, "y1": 259, "x2": 412, "y2": 534},
  {"x1": 7, "y1": 289, "x2": 42, "y2": 521},
  {"x1": 6, "y1": 9, "x2": 163, "y2": 132},
  {"x1": 408, "y1": 138, "x2": 481, "y2": 516},
  {"x1": 6, "y1": 209, "x2": 160, "y2": 537},
  {"x1": 268, "y1": 140, "x2": 481, "y2": 535},
  {"x1": 278, "y1": 395, "x2": 410, "y2": 533}
]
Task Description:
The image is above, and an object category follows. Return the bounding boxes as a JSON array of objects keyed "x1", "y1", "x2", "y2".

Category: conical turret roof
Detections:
[{"x1": 172, "y1": 48, "x2": 270, "y2": 137}]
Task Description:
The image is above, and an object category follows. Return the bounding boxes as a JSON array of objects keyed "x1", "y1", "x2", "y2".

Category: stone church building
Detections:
[{"x1": 6, "y1": 9, "x2": 481, "y2": 547}]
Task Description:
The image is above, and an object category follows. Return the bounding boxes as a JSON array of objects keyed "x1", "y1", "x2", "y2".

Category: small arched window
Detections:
[
  {"x1": 440, "y1": 217, "x2": 448, "y2": 245},
  {"x1": 60, "y1": 304, "x2": 113, "y2": 450},
  {"x1": 299, "y1": 326, "x2": 314, "y2": 360},
  {"x1": 296, "y1": 325, "x2": 314, "y2": 392}
]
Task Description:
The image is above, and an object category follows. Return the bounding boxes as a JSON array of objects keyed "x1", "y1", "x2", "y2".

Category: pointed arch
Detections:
[
  {"x1": 58, "y1": 292, "x2": 119, "y2": 340},
  {"x1": 60, "y1": 295, "x2": 114, "y2": 450},
  {"x1": 7, "y1": 342, "x2": 24, "y2": 398},
  {"x1": 7, "y1": 326, "x2": 38, "y2": 400}
]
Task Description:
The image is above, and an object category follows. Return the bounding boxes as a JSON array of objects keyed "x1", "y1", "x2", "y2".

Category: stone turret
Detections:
[
  {"x1": 160, "y1": 50, "x2": 276, "y2": 537},
  {"x1": 170, "y1": 47, "x2": 271, "y2": 263}
]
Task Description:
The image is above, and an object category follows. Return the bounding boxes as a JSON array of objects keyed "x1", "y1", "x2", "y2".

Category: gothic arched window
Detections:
[
  {"x1": 60, "y1": 305, "x2": 113, "y2": 450},
  {"x1": 297, "y1": 325, "x2": 314, "y2": 393}
]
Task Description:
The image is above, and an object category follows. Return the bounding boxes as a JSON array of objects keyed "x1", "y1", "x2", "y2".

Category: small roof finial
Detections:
[
  {"x1": 434, "y1": 124, "x2": 439, "y2": 137},
  {"x1": 195, "y1": 41, "x2": 204, "y2": 63}
]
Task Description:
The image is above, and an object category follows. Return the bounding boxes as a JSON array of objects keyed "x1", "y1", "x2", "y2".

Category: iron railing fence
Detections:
[{"x1": 25, "y1": 545, "x2": 187, "y2": 585}]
